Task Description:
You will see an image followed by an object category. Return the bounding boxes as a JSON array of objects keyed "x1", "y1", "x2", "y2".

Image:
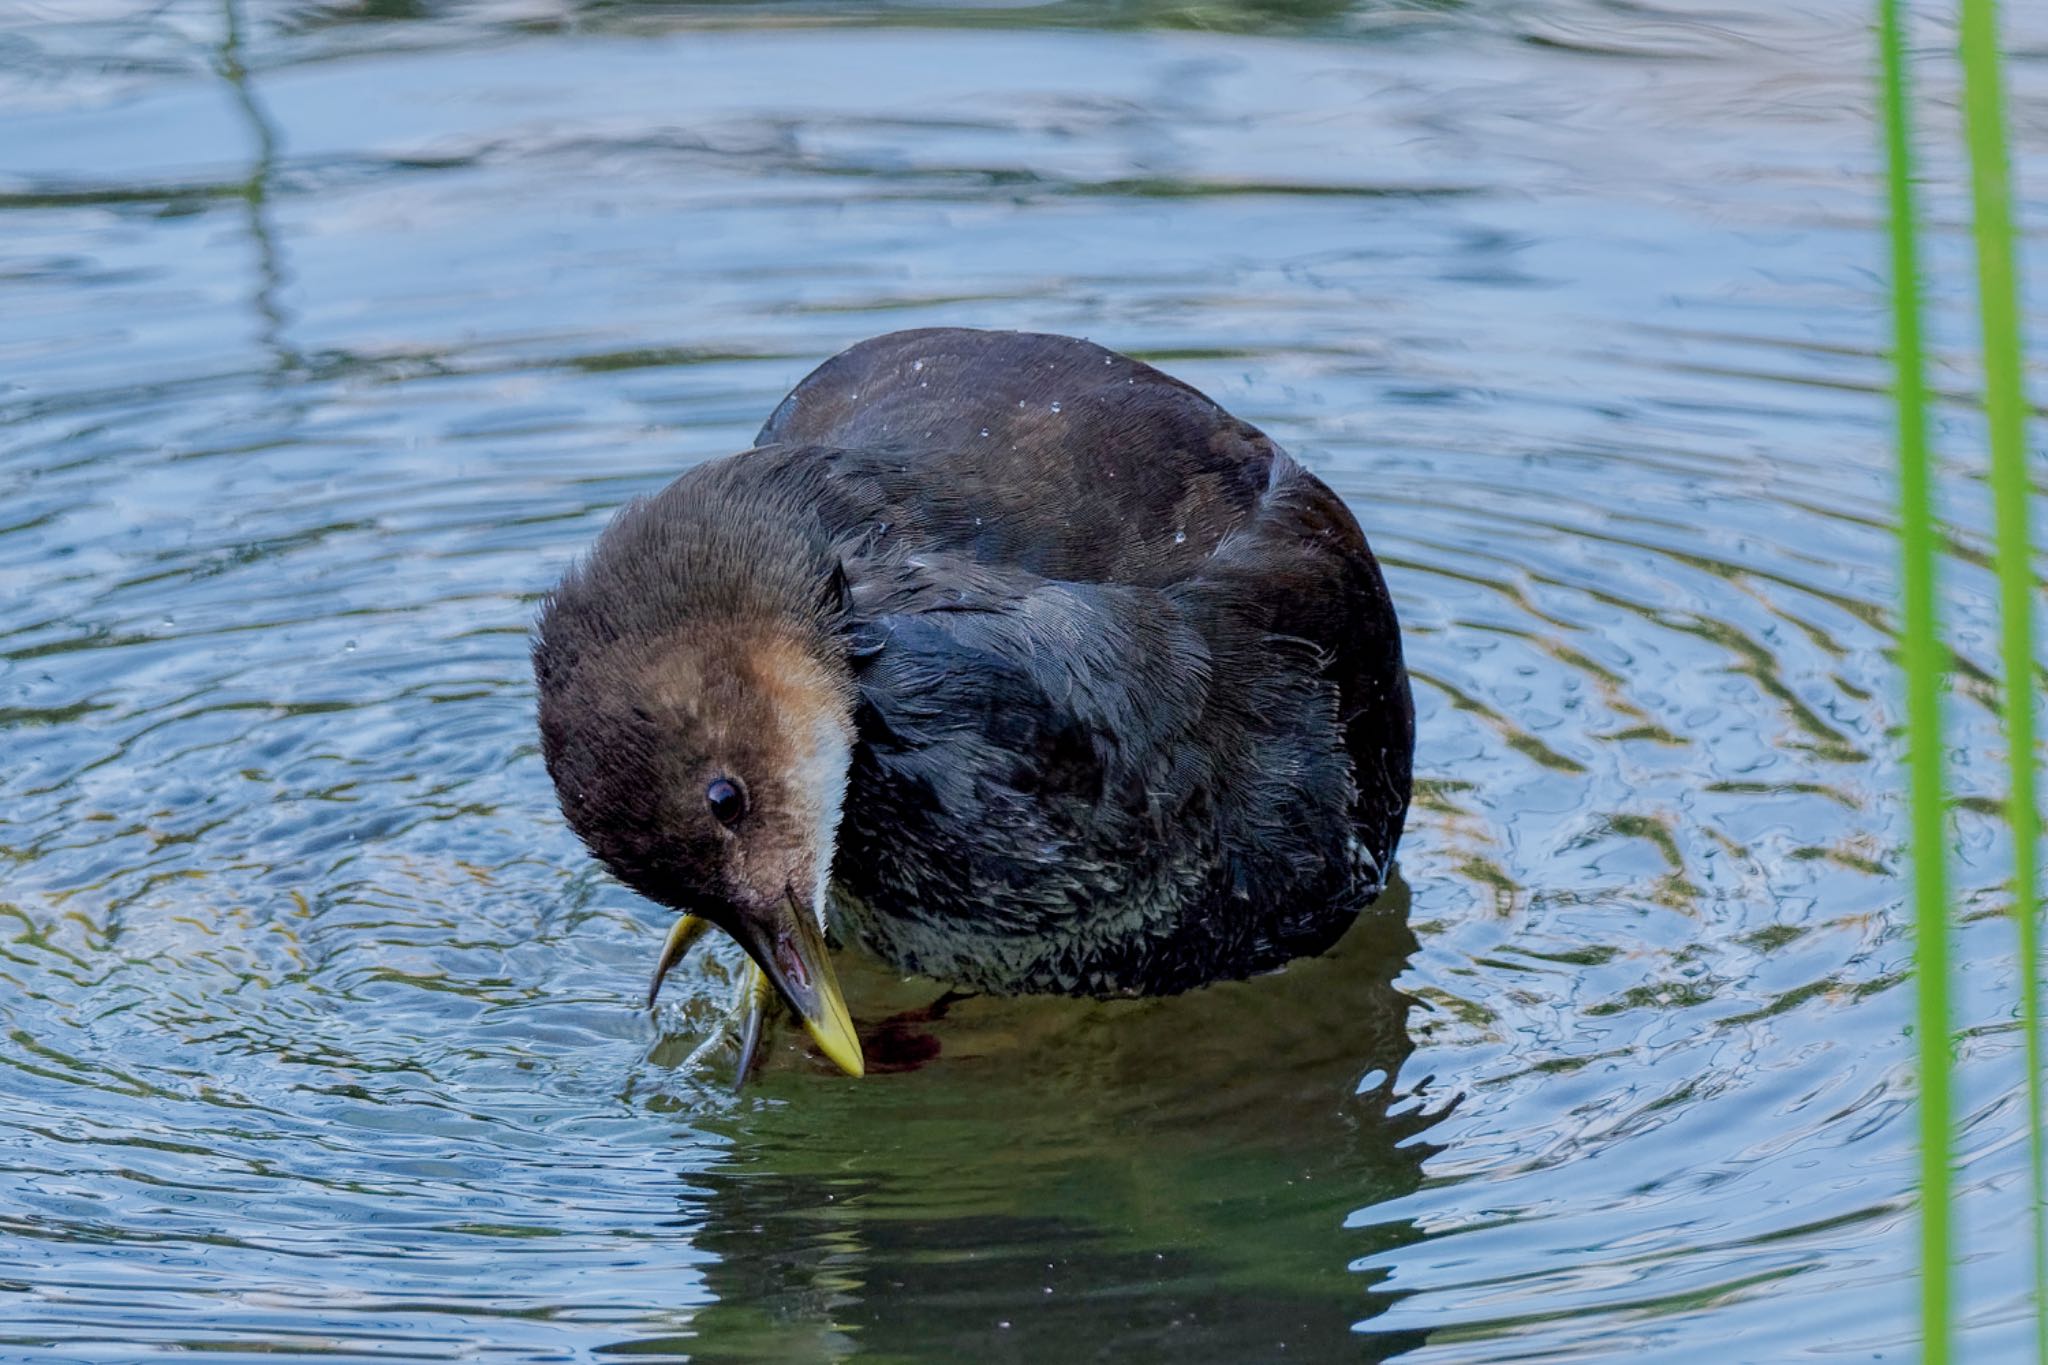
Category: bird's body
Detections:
[{"x1": 535, "y1": 329, "x2": 1413, "y2": 1063}]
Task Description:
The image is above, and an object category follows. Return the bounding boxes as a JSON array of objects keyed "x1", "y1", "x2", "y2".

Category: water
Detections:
[{"x1": 3, "y1": 1, "x2": 2045, "y2": 1359}]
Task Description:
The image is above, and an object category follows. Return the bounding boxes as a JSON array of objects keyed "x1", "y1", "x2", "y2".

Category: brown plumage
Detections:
[{"x1": 535, "y1": 327, "x2": 1413, "y2": 1015}]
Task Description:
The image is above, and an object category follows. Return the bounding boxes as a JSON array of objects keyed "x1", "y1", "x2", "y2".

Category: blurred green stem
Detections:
[
  {"x1": 1957, "y1": 0, "x2": 2046, "y2": 1358},
  {"x1": 1877, "y1": 0, "x2": 1951, "y2": 1359}
]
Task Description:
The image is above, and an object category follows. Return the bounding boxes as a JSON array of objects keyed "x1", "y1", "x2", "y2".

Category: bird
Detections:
[{"x1": 532, "y1": 327, "x2": 1414, "y2": 1079}]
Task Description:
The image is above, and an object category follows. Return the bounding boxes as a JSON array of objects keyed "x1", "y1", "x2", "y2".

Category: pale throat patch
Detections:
[
  {"x1": 801, "y1": 712, "x2": 852, "y2": 930},
  {"x1": 741, "y1": 628, "x2": 855, "y2": 932}
]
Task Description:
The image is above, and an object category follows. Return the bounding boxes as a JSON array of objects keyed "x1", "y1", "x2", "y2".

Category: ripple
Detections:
[{"x1": 1, "y1": 2, "x2": 2043, "y2": 1362}]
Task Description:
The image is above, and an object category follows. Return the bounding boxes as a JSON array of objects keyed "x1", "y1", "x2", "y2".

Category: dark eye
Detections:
[{"x1": 706, "y1": 777, "x2": 746, "y2": 827}]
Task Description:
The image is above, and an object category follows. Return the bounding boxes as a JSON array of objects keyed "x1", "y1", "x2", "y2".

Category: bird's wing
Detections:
[
  {"x1": 759, "y1": 328, "x2": 1278, "y2": 589},
  {"x1": 844, "y1": 553, "x2": 1212, "y2": 833}
]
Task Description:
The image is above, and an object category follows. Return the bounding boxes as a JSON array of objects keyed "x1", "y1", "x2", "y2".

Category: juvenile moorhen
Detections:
[{"x1": 534, "y1": 328, "x2": 1414, "y2": 1078}]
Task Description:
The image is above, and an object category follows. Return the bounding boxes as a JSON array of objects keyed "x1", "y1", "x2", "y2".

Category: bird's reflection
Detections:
[{"x1": 620, "y1": 885, "x2": 1447, "y2": 1361}]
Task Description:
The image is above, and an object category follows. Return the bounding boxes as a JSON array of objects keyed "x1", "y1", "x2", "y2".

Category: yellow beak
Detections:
[{"x1": 646, "y1": 910, "x2": 865, "y2": 1079}]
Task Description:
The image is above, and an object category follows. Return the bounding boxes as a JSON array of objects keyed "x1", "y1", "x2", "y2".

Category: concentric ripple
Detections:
[{"x1": 2, "y1": 1, "x2": 2044, "y2": 1360}]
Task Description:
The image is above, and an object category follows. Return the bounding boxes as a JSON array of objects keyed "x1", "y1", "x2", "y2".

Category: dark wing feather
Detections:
[
  {"x1": 837, "y1": 559, "x2": 1240, "y2": 990},
  {"x1": 757, "y1": 328, "x2": 1411, "y2": 992},
  {"x1": 759, "y1": 327, "x2": 1276, "y2": 589}
]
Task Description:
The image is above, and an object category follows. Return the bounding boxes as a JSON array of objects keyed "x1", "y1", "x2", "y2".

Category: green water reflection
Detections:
[{"x1": 2, "y1": 0, "x2": 2044, "y2": 1360}]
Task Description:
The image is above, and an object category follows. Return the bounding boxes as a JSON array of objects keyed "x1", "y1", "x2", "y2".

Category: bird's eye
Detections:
[{"x1": 706, "y1": 777, "x2": 747, "y2": 827}]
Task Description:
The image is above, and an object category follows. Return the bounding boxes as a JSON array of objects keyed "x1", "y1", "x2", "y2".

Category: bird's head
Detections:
[{"x1": 533, "y1": 478, "x2": 864, "y2": 1076}]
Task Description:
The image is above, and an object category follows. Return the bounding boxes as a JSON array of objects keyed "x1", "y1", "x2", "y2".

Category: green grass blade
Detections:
[
  {"x1": 1877, "y1": 0, "x2": 1952, "y2": 1358},
  {"x1": 1957, "y1": 0, "x2": 2047, "y2": 1356}
]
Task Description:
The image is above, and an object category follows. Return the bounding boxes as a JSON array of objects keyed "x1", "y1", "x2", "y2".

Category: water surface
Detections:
[{"x1": 3, "y1": 1, "x2": 2046, "y2": 1359}]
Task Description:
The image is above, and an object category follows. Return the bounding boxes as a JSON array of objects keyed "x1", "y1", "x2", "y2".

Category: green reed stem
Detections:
[
  {"x1": 1878, "y1": 0, "x2": 1952, "y2": 1358},
  {"x1": 1958, "y1": 0, "x2": 2047, "y2": 1356}
]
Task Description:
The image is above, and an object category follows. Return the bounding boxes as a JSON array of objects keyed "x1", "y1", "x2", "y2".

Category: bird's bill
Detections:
[
  {"x1": 643, "y1": 904, "x2": 865, "y2": 1079},
  {"x1": 736, "y1": 901, "x2": 865, "y2": 1078}
]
